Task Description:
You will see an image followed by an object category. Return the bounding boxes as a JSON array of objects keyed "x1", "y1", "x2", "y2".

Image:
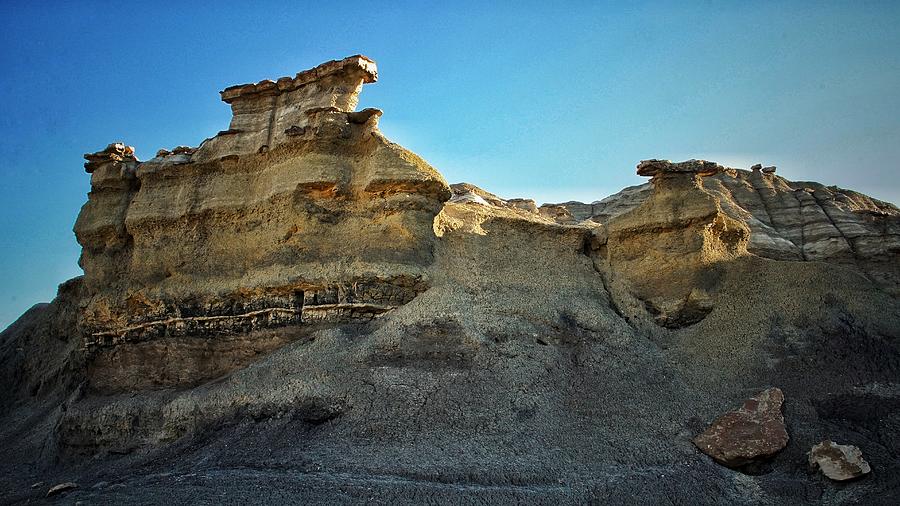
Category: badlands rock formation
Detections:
[
  {"x1": 1, "y1": 56, "x2": 900, "y2": 505},
  {"x1": 603, "y1": 159, "x2": 750, "y2": 327},
  {"x1": 544, "y1": 161, "x2": 900, "y2": 294},
  {"x1": 74, "y1": 55, "x2": 449, "y2": 392}
]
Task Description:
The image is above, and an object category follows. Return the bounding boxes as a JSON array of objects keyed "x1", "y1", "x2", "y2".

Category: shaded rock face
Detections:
[
  {"x1": 73, "y1": 56, "x2": 449, "y2": 391},
  {"x1": 808, "y1": 441, "x2": 871, "y2": 481},
  {"x1": 636, "y1": 158, "x2": 724, "y2": 177},
  {"x1": 46, "y1": 482, "x2": 78, "y2": 497},
  {"x1": 693, "y1": 388, "x2": 789, "y2": 468}
]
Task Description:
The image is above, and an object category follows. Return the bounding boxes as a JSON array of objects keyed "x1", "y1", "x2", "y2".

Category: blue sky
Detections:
[{"x1": 1, "y1": 1, "x2": 899, "y2": 328}]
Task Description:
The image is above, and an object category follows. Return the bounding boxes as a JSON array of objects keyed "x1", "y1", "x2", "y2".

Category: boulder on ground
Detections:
[
  {"x1": 693, "y1": 387, "x2": 789, "y2": 467},
  {"x1": 808, "y1": 440, "x2": 871, "y2": 481}
]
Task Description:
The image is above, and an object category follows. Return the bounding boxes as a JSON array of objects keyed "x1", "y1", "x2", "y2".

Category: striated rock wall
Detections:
[
  {"x1": 454, "y1": 159, "x2": 898, "y2": 328},
  {"x1": 543, "y1": 163, "x2": 900, "y2": 296},
  {"x1": 195, "y1": 55, "x2": 377, "y2": 161},
  {"x1": 73, "y1": 56, "x2": 449, "y2": 390},
  {"x1": 705, "y1": 169, "x2": 900, "y2": 293}
]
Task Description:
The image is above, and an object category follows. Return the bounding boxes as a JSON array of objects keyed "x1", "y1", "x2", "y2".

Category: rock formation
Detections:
[
  {"x1": 602, "y1": 159, "x2": 750, "y2": 327},
  {"x1": 195, "y1": 55, "x2": 377, "y2": 161},
  {"x1": 2, "y1": 56, "x2": 900, "y2": 505},
  {"x1": 543, "y1": 163, "x2": 900, "y2": 295},
  {"x1": 46, "y1": 482, "x2": 78, "y2": 498},
  {"x1": 73, "y1": 55, "x2": 449, "y2": 391}
]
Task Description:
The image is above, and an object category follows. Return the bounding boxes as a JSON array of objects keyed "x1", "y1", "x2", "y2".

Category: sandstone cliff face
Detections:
[
  {"x1": 195, "y1": 55, "x2": 377, "y2": 161},
  {"x1": 74, "y1": 56, "x2": 449, "y2": 391},
  {"x1": 448, "y1": 159, "x2": 899, "y2": 329},
  {"x1": 544, "y1": 163, "x2": 900, "y2": 297},
  {"x1": 2, "y1": 57, "x2": 900, "y2": 505},
  {"x1": 600, "y1": 160, "x2": 750, "y2": 328}
]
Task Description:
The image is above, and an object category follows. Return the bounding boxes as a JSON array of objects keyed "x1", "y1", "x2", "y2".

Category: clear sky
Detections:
[{"x1": 1, "y1": 1, "x2": 899, "y2": 329}]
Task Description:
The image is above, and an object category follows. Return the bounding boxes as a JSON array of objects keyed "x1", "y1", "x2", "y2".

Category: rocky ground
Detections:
[{"x1": 1, "y1": 56, "x2": 899, "y2": 505}]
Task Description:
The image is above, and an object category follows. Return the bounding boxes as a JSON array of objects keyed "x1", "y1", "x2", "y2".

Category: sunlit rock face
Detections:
[
  {"x1": 603, "y1": 160, "x2": 751, "y2": 328},
  {"x1": 543, "y1": 162, "x2": 900, "y2": 296},
  {"x1": 704, "y1": 169, "x2": 900, "y2": 294},
  {"x1": 451, "y1": 159, "x2": 900, "y2": 331},
  {"x1": 194, "y1": 55, "x2": 378, "y2": 161},
  {"x1": 808, "y1": 440, "x2": 872, "y2": 481},
  {"x1": 73, "y1": 56, "x2": 449, "y2": 391}
]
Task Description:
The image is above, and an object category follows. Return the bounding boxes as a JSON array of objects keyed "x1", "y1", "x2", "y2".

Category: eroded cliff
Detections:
[
  {"x1": 73, "y1": 56, "x2": 449, "y2": 391},
  {"x1": 542, "y1": 163, "x2": 900, "y2": 295},
  {"x1": 1, "y1": 56, "x2": 899, "y2": 505}
]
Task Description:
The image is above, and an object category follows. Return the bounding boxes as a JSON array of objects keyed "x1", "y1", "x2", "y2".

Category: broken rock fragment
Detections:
[
  {"x1": 46, "y1": 482, "x2": 78, "y2": 497},
  {"x1": 808, "y1": 440, "x2": 871, "y2": 481},
  {"x1": 693, "y1": 387, "x2": 789, "y2": 467}
]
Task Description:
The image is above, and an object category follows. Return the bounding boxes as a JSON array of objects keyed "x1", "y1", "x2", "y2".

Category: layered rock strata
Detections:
[
  {"x1": 600, "y1": 159, "x2": 750, "y2": 327},
  {"x1": 542, "y1": 163, "x2": 900, "y2": 295},
  {"x1": 73, "y1": 56, "x2": 449, "y2": 390},
  {"x1": 3, "y1": 55, "x2": 900, "y2": 505},
  {"x1": 195, "y1": 55, "x2": 377, "y2": 161},
  {"x1": 452, "y1": 159, "x2": 900, "y2": 329}
]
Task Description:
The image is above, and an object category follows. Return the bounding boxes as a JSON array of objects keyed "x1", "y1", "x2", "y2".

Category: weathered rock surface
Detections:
[
  {"x1": 808, "y1": 441, "x2": 871, "y2": 481},
  {"x1": 83, "y1": 142, "x2": 137, "y2": 173},
  {"x1": 636, "y1": 158, "x2": 725, "y2": 177},
  {"x1": 2, "y1": 57, "x2": 900, "y2": 505},
  {"x1": 544, "y1": 164, "x2": 900, "y2": 297},
  {"x1": 195, "y1": 55, "x2": 377, "y2": 162},
  {"x1": 693, "y1": 388, "x2": 789, "y2": 467},
  {"x1": 73, "y1": 55, "x2": 449, "y2": 391},
  {"x1": 449, "y1": 183, "x2": 540, "y2": 214},
  {"x1": 600, "y1": 159, "x2": 750, "y2": 327}
]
